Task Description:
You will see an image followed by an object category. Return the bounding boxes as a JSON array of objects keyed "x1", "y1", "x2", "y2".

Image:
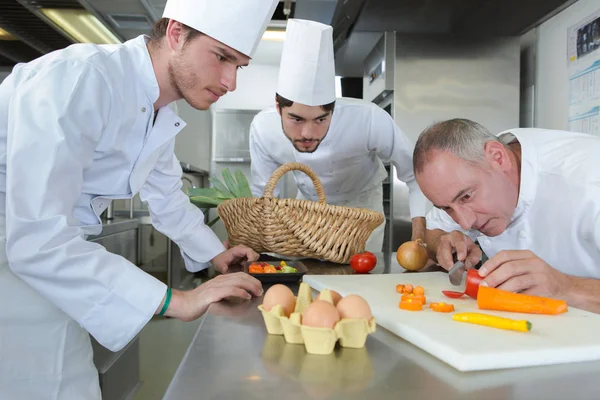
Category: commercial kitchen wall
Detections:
[{"x1": 535, "y1": 0, "x2": 600, "y2": 130}]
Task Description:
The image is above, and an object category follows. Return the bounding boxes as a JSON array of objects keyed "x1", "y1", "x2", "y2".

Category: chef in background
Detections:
[
  {"x1": 415, "y1": 118, "x2": 600, "y2": 313},
  {"x1": 0, "y1": 0, "x2": 278, "y2": 398},
  {"x1": 249, "y1": 19, "x2": 429, "y2": 252}
]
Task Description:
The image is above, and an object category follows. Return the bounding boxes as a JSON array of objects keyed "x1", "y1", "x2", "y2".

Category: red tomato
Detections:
[
  {"x1": 350, "y1": 252, "x2": 377, "y2": 274},
  {"x1": 465, "y1": 269, "x2": 483, "y2": 299}
]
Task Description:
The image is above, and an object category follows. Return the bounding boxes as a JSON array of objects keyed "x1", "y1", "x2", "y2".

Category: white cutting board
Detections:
[{"x1": 303, "y1": 272, "x2": 600, "y2": 372}]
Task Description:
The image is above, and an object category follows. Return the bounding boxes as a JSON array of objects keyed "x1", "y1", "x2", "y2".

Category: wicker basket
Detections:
[{"x1": 217, "y1": 162, "x2": 384, "y2": 264}]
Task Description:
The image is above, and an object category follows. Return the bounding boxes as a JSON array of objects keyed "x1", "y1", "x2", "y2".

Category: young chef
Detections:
[
  {"x1": 414, "y1": 118, "x2": 600, "y2": 313},
  {"x1": 0, "y1": 0, "x2": 278, "y2": 397},
  {"x1": 249, "y1": 19, "x2": 429, "y2": 252}
]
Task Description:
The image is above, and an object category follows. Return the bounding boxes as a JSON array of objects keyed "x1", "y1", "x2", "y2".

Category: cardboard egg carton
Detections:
[{"x1": 258, "y1": 283, "x2": 376, "y2": 355}]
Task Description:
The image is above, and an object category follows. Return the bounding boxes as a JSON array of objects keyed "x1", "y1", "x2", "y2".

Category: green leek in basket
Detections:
[{"x1": 187, "y1": 168, "x2": 253, "y2": 227}]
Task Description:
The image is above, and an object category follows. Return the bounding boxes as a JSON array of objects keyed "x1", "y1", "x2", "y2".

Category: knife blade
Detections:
[{"x1": 448, "y1": 260, "x2": 465, "y2": 286}]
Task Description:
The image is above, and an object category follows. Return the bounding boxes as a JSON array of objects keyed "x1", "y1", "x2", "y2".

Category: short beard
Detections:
[
  {"x1": 168, "y1": 60, "x2": 184, "y2": 100},
  {"x1": 281, "y1": 120, "x2": 328, "y2": 153}
]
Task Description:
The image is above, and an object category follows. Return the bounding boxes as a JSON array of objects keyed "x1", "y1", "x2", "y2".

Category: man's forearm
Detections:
[
  {"x1": 564, "y1": 276, "x2": 600, "y2": 314},
  {"x1": 411, "y1": 217, "x2": 426, "y2": 241},
  {"x1": 424, "y1": 228, "x2": 446, "y2": 263}
]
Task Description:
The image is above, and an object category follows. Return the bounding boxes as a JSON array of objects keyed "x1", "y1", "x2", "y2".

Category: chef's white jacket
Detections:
[
  {"x1": 426, "y1": 128, "x2": 600, "y2": 278},
  {"x1": 249, "y1": 97, "x2": 429, "y2": 218},
  {"x1": 0, "y1": 35, "x2": 225, "y2": 352}
]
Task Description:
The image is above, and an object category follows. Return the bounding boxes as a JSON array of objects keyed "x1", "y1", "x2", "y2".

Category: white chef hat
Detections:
[
  {"x1": 277, "y1": 19, "x2": 336, "y2": 106},
  {"x1": 162, "y1": 0, "x2": 279, "y2": 58}
]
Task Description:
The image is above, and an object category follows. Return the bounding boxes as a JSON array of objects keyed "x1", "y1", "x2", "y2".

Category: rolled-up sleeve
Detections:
[{"x1": 5, "y1": 60, "x2": 166, "y2": 352}]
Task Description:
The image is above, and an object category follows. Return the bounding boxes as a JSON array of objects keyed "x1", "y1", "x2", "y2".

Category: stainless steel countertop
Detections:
[{"x1": 163, "y1": 254, "x2": 600, "y2": 400}]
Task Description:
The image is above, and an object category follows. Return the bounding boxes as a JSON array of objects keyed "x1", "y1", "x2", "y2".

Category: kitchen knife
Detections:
[{"x1": 448, "y1": 260, "x2": 465, "y2": 286}]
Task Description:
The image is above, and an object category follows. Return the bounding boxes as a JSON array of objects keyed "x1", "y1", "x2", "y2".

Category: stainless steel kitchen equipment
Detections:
[{"x1": 363, "y1": 32, "x2": 520, "y2": 251}]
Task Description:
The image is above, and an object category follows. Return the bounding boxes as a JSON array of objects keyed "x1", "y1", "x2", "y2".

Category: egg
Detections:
[
  {"x1": 336, "y1": 295, "x2": 372, "y2": 320},
  {"x1": 316, "y1": 289, "x2": 342, "y2": 305},
  {"x1": 302, "y1": 300, "x2": 340, "y2": 329},
  {"x1": 262, "y1": 284, "x2": 296, "y2": 316}
]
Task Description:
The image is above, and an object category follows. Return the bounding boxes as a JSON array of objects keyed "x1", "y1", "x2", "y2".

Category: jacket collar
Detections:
[{"x1": 124, "y1": 35, "x2": 160, "y2": 105}]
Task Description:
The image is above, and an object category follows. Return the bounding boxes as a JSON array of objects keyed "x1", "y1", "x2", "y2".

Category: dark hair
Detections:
[
  {"x1": 149, "y1": 18, "x2": 203, "y2": 44},
  {"x1": 275, "y1": 93, "x2": 336, "y2": 112}
]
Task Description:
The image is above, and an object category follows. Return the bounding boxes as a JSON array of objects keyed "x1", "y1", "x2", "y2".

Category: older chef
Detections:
[
  {"x1": 250, "y1": 19, "x2": 429, "y2": 251},
  {"x1": 0, "y1": 0, "x2": 278, "y2": 398},
  {"x1": 414, "y1": 118, "x2": 600, "y2": 313}
]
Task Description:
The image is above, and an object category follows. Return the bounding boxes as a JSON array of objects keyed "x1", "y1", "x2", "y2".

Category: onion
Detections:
[{"x1": 396, "y1": 239, "x2": 428, "y2": 271}]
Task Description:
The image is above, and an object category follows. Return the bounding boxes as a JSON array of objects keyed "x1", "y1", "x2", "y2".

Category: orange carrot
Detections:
[
  {"x1": 399, "y1": 299, "x2": 423, "y2": 311},
  {"x1": 396, "y1": 284, "x2": 405, "y2": 293},
  {"x1": 401, "y1": 293, "x2": 426, "y2": 305},
  {"x1": 403, "y1": 284, "x2": 414, "y2": 294},
  {"x1": 430, "y1": 302, "x2": 455, "y2": 313},
  {"x1": 477, "y1": 286, "x2": 568, "y2": 315},
  {"x1": 413, "y1": 286, "x2": 425, "y2": 295}
]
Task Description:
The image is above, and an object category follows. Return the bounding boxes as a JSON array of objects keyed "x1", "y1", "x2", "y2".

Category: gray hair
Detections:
[{"x1": 413, "y1": 118, "x2": 502, "y2": 174}]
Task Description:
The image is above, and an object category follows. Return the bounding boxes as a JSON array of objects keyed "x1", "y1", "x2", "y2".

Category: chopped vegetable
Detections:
[
  {"x1": 401, "y1": 293, "x2": 426, "y2": 305},
  {"x1": 413, "y1": 286, "x2": 425, "y2": 295},
  {"x1": 430, "y1": 302, "x2": 455, "y2": 313},
  {"x1": 399, "y1": 299, "x2": 423, "y2": 311},
  {"x1": 249, "y1": 264, "x2": 263, "y2": 273},
  {"x1": 403, "y1": 284, "x2": 414, "y2": 294},
  {"x1": 396, "y1": 284, "x2": 405, "y2": 293},
  {"x1": 263, "y1": 265, "x2": 277, "y2": 273},
  {"x1": 248, "y1": 261, "x2": 297, "y2": 274},
  {"x1": 453, "y1": 312, "x2": 531, "y2": 332},
  {"x1": 477, "y1": 286, "x2": 568, "y2": 315}
]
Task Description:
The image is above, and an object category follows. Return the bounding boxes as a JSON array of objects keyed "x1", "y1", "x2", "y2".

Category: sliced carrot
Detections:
[
  {"x1": 396, "y1": 284, "x2": 405, "y2": 293},
  {"x1": 477, "y1": 286, "x2": 568, "y2": 315},
  {"x1": 401, "y1": 293, "x2": 426, "y2": 305},
  {"x1": 430, "y1": 302, "x2": 455, "y2": 313},
  {"x1": 403, "y1": 284, "x2": 414, "y2": 294},
  {"x1": 399, "y1": 299, "x2": 423, "y2": 311},
  {"x1": 413, "y1": 286, "x2": 425, "y2": 295}
]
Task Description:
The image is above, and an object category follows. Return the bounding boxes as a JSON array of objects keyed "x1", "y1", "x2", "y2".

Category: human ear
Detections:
[{"x1": 165, "y1": 20, "x2": 186, "y2": 51}]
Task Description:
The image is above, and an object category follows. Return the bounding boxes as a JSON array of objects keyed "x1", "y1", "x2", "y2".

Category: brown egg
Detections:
[
  {"x1": 316, "y1": 289, "x2": 342, "y2": 305},
  {"x1": 336, "y1": 295, "x2": 372, "y2": 320},
  {"x1": 302, "y1": 300, "x2": 340, "y2": 329},
  {"x1": 262, "y1": 284, "x2": 296, "y2": 316}
]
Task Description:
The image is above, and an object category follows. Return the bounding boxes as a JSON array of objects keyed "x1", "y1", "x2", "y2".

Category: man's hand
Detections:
[
  {"x1": 211, "y1": 245, "x2": 259, "y2": 273},
  {"x1": 479, "y1": 250, "x2": 571, "y2": 298},
  {"x1": 435, "y1": 230, "x2": 482, "y2": 270},
  {"x1": 411, "y1": 217, "x2": 427, "y2": 242},
  {"x1": 163, "y1": 272, "x2": 263, "y2": 322}
]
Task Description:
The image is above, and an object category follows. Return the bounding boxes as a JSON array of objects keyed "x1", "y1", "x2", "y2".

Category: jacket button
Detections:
[
  {"x1": 175, "y1": 122, "x2": 180, "y2": 127},
  {"x1": 518, "y1": 231, "x2": 527, "y2": 238},
  {"x1": 141, "y1": 107, "x2": 146, "y2": 112}
]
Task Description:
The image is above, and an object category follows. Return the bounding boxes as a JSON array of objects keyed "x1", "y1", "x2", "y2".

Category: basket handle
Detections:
[{"x1": 263, "y1": 162, "x2": 327, "y2": 203}]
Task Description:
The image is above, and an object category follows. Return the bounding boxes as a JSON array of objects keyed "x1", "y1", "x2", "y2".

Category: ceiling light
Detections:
[
  {"x1": 262, "y1": 29, "x2": 286, "y2": 42},
  {"x1": 41, "y1": 8, "x2": 121, "y2": 45},
  {"x1": 0, "y1": 27, "x2": 17, "y2": 41}
]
